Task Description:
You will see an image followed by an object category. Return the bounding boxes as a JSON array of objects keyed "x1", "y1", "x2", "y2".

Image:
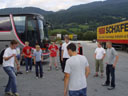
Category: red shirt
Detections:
[
  {"x1": 22, "y1": 46, "x2": 32, "y2": 58},
  {"x1": 78, "y1": 46, "x2": 83, "y2": 55},
  {"x1": 48, "y1": 45, "x2": 58, "y2": 57}
]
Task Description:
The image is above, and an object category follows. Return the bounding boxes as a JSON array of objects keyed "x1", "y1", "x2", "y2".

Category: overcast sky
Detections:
[{"x1": 0, "y1": 0, "x2": 105, "y2": 11}]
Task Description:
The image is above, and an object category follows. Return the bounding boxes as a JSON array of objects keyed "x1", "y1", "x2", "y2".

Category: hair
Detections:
[
  {"x1": 25, "y1": 41, "x2": 29, "y2": 44},
  {"x1": 106, "y1": 41, "x2": 112, "y2": 45},
  {"x1": 36, "y1": 45, "x2": 40, "y2": 50},
  {"x1": 64, "y1": 35, "x2": 69, "y2": 40},
  {"x1": 10, "y1": 40, "x2": 18, "y2": 45},
  {"x1": 98, "y1": 42, "x2": 102, "y2": 45},
  {"x1": 67, "y1": 43, "x2": 76, "y2": 52}
]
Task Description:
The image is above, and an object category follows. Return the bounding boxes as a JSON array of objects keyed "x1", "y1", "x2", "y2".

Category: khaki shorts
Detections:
[{"x1": 95, "y1": 59, "x2": 104, "y2": 73}]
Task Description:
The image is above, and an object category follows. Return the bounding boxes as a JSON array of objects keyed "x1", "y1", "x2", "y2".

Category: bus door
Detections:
[{"x1": 26, "y1": 16, "x2": 40, "y2": 47}]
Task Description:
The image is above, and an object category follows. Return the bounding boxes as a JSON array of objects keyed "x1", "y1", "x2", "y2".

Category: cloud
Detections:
[{"x1": 0, "y1": 0, "x2": 105, "y2": 11}]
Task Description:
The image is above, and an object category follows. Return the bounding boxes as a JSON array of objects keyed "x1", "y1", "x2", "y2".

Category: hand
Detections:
[
  {"x1": 64, "y1": 90, "x2": 67, "y2": 96},
  {"x1": 17, "y1": 64, "x2": 20, "y2": 69},
  {"x1": 113, "y1": 64, "x2": 116, "y2": 68},
  {"x1": 61, "y1": 58, "x2": 63, "y2": 62},
  {"x1": 12, "y1": 54, "x2": 16, "y2": 57},
  {"x1": 106, "y1": 62, "x2": 108, "y2": 64},
  {"x1": 34, "y1": 62, "x2": 36, "y2": 65}
]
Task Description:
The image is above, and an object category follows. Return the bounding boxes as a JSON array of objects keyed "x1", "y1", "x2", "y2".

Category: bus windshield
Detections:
[
  {"x1": 13, "y1": 16, "x2": 26, "y2": 42},
  {"x1": 38, "y1": 20, "x2": 44, "y2": 41}
]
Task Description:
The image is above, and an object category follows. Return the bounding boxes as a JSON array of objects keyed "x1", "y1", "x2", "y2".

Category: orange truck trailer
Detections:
[{"x1": 97, "y1": 20, "x2": 128, "y2": 51}]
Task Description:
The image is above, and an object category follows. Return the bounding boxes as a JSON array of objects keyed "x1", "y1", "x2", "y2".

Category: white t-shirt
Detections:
[
  {"x1": 95, "y1": 47, "x2": 106, "y2": 60},
  {"x1": 64, "y1": 55, "x2": 89, "y2": 91},
  {"x1": 3, "y1": 47, "x2": 16, "y2": 67},
  {"x1": 62, "y1": 42, "x2": 70, "y2": 58}
]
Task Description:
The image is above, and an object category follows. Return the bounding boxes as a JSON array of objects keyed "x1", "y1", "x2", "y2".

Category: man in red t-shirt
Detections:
[
  {"x1": 48, "y1": 42, "x2": 58, "y2": 71},
  {"x1": 22, "y1": 41, "x2": 32, "y2": 73}
]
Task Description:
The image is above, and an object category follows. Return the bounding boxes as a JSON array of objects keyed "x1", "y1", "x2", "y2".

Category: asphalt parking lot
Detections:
[{"x1": 0, "y1": 41, "x2": 128, "y2": 96}]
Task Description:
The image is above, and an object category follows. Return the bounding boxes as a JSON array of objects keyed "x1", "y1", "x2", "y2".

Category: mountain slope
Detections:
[{"x1": 46, "y1": 0, "x2": 128, "y2": 26}]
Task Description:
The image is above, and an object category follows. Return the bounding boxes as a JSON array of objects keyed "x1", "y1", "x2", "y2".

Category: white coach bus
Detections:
[{"x1": 0, "y1": 13, "x2": 49, "y2": 59}]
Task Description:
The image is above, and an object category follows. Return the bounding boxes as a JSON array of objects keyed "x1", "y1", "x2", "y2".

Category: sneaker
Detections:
[
  {"x1": 102, "y1": 83, "x2": 109, "y2": 86},
  {"x1": 26, "y1": 71, "x2": 29, "y2": 73},
  {"x1": 36, "y1": 77, "x2": 39, "y2": 79},
  {"x1": 5, "y1": 92, "x2": 13, "y2": 96},
  {"x1": 93, "y1": 74, "x2": 98, "y2": 77},
  {"x1": 13, "y1": 93, "x2": 20, "y2": 96},
  {"x1": 101, "y1": 74, "x2": 104, "y2": 78},
  {"x1": 48, "y1": 67, "x2": 52, "y2": 71},
  {"x1": 17, "y1": 71, "x2": 23, "y2": 74},
  {"x1": 55, "y1": 67, "x2": 59, "y2": 71},
  {"x1": 108, "y1": 86, "x2": 115, "y2": 90},
  {"x1": 40, "y1": 76, "x2": 45, "y2": 79}
]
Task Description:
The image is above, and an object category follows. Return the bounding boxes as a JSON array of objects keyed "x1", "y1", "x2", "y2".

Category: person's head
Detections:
[
  {"x1": 35, "y1": 45, "x2": 40, "y2": 51},
  {"x1": 67, "y1": 43, "x2": 76, "y2": 56},
  {"x1": 97, "y1": 42, "x2": 102, "y2": 48},
  {"x1": 78, "y1": 43, "x2": 81, "y2": 47},
  {"x1": 52, "y1": 41, "x2": 55, "y2": 45},
  {"x1": 10, "y1": 40, "x2": 18, "y2": 49},
  {"x1": 25, "y1": 41, "x2": 29, "y2": 46},
  {"x1": 60, "y1": 42, "x2": 62, "y2": 46},
  {"x1": 5, "y1": 45, "x2": 9, "y2": 48},
  {"x1": 64, "y1": 36, "x2": 69, "y2": 43},
  {"x1": 106, "y1": 41, "x2": 112, "y2": 48}
]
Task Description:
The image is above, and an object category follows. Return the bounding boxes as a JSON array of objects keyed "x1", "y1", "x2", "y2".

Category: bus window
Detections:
[
  {"x1": 0, "y1": 17, "x2": 12, "y2": 31},
  {"x1": 38, "y1": 20, "x2": 44, "y2": 41},
  {"x1": 13, "y1": 16, "x2": 26, "y2": 42},
  {"x1": 27, "y1": 19, "x2": 39, "y2": 47}
]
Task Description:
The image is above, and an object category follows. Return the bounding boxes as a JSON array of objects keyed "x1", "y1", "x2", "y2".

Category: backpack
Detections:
[{"x1": 0, "y1": 48, "x2": 6, "y2": 64}]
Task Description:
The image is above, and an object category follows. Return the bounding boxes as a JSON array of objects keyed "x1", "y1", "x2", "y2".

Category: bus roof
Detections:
[{"x1": 0, "y1": 13, "x2": 44, "y2": 19}]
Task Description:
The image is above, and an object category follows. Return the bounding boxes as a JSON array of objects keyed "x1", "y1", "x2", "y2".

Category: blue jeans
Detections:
[
  {"x1": 25, "y1": 58, "x2": 32, "y2": 71},
  {"x1": 35, "y1": 61, "x2": 43, "y2": 77},
  {"x1": 3, "y1": 67, "x2": 17, "y2": 93},
  {"x1": 69, "y1": 88, "x2": 87, "y2": 96}
]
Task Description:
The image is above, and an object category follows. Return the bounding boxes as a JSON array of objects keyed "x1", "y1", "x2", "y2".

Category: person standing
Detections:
[
  {"x1": 61, "y1": 36, "x2": 70, "y2": 73},
  {"x1": 64, "y1": 43, "x2": 90, "y2": 96},
  {"x1": 48, "y1": 41, "x2": 59, "y2": 71},
  {"x1": 22, "y1": 41, "x2": 32, "y2": 73},
  {"x1": 3, "y1": 40, "x2": 20, "y2": 96},
  {"x1": 94, "y1": 42, "x2": 106, "y2": 77},
  {"x1": 78, "y1": 43, "x2": 83, "y2": 55},
  {"x1": 59, "y1": 42, "x2": 63, "y2": 71},
  {"x1": 33, "y1": 45, "x2": 43, "y2": 79},
  {"x1": 16, "y1": 45, "x2": 23, "y2": 75},
  {"x1": 102, "y1": 41, "x2": 119, "y2": 90}
]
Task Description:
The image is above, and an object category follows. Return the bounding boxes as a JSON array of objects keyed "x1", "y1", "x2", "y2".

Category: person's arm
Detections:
[
  {"x1": 61, "y1": 50, "x2": 64, "y2": 61},
  {"x1": 102, "y1": 53, "x2": 106, "y2": 60},
  {"x1": 94, "y1": 53, "x2": 96, "y2": 59},
  {"x1": 112, "y1": 48, "x2": 119, "y2": 68},
  {"x1": 41, "y1": 56, "x2": 43, "y2": 62},
  {"x1": 102, "y1": 49, "x2": 106, "y2": 60},
  {"x1": 94, "y1": 49, "x2": 97, "y2": 59},
  {"x1": 33, "y1": 56, "x2": 36, "y2": 65},
  {"x1": 64, "y1": 73, "x2": 70, "y2": 96},
  {"x1": 85, "y1": 66, "x2": 90, "y2": 78},
  {"x1": 113, "y1": 55, "x2": 119, "y2": 68}
]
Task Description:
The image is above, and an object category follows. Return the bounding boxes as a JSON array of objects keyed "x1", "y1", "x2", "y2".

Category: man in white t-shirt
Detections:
[
  {"x1": 64, "y1": 43, "x2": 90, "y2": 96},
  {"x1": 61, "y1": 36, "x2": 70, "y2": 72},
  {"x1": 3, "y1": 40, "x2": 20, "y2": 96},
  {"x1": 94, "y1": 42, "x2": 106, "y2": 77}
]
